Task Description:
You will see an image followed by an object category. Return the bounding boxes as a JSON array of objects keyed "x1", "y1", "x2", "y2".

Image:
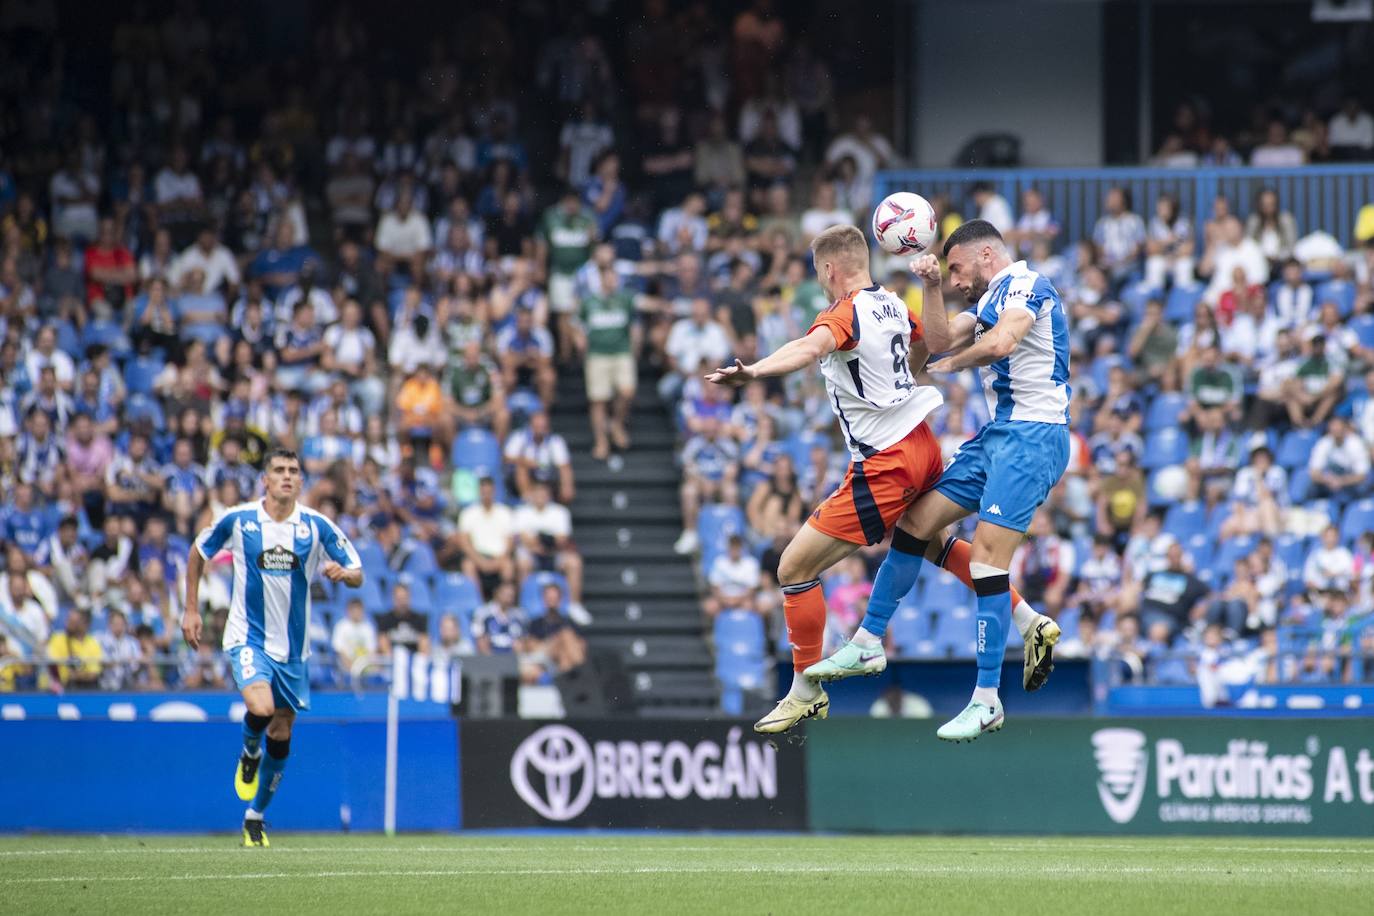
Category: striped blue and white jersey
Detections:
[
  {"x1": 971, "y1": 260, "x2": 1071, "y2": 424},
  {"x1": 195, "y1": 500, "x2": 362, "y2": 664}
]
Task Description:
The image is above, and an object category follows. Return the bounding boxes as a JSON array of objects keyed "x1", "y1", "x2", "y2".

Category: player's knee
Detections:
[
  {"x1": 776, "y1": 550, "x2": 816, "y2": 587},
  {"x1": 266, "y1": 709, "x2": 295, "y2": 740},
  {"x1": 244, "y1": 693, "x2": 275, "y2": 718}
]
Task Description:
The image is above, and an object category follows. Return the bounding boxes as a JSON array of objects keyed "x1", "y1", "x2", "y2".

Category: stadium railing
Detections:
[{"x1": 875, "y1": 164, "x2": 1374, "y2": 247}]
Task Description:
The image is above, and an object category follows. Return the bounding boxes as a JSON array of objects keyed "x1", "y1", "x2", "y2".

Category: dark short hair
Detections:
[
  {"x1": 263, "y1": 447, "x2": 300, "y2": 469},
  {"x1": 943, "y1": 219, "x2": 1005, "y2": 258}
]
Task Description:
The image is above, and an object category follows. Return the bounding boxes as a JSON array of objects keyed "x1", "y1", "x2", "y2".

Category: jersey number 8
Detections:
[{"x1": 890, "y1": 334, "x2": 914, "y2": 391}]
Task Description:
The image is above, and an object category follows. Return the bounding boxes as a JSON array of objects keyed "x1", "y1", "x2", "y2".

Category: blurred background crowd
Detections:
[{"x1": 1, "y1": 0, "x2": 1373, "y2": 708}]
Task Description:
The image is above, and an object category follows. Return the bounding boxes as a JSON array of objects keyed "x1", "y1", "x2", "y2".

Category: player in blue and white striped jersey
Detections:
[
  {"x1": 182, "y1": 447, "x2": 363, "y2": 847},
  {"x1": 814, "y1": 220, "x2": 1072, "y2": 744}
]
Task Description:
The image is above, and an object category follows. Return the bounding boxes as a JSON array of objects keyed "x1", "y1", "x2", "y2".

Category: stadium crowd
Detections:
[{"x1": 1, "y1": 1, "x2": 1374, "y2": 704}]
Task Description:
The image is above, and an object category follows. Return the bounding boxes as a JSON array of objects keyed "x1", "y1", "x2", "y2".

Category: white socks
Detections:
[
  {"x1": 791, "y1": 671, "x2": 821, "y2": 700},
  {"x1": 850, "y1": 628, "x2": 881, "y2": 649},
  {"x1": 972, "y1": 686, "x2": 1000, "y2": 709},
  {"x1": 1012, "y1": 600, "x2": 1038, "y2": 638},
  {"x1": 244, "y1": 808, "x2": 263, "y2": 821}
]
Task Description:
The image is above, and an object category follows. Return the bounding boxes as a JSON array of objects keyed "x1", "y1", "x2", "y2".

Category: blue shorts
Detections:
[
  {"x1": 226, "y1": 644, "x2": 311, "y2": 713},
  {"x1": 934, "y1": 420, "x2": 1070, "y2": 534}
]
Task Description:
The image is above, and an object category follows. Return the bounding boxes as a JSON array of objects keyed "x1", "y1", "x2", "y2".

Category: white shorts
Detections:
[
  {"x1": 549, "y1": 273, "x2": 577, "y2": 314},
  {"x1": 585, "y1": 353, "x2": 636, "y2": 402}
]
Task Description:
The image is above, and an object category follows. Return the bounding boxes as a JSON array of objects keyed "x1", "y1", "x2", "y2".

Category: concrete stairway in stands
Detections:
[{"x1": 549, "y1": 365, "x2": 720, "y2": 717}]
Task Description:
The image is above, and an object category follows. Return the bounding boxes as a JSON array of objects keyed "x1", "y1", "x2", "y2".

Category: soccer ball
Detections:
[{"x1": 871, "y1": 191, "x2": 938, "y2": 256}]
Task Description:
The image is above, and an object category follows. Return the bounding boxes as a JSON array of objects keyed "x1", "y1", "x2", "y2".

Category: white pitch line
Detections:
[
  {"x1": 5, "y1": 864, "x2": 1374, "y2": 885},
  {"x1": 0, "y1": 845, "x2": 731, "y2": 857}
]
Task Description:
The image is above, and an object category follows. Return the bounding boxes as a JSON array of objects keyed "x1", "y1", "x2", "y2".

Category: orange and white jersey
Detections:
[{"x1": 809, "y1": 284, "x2": 944, "y2": 462}]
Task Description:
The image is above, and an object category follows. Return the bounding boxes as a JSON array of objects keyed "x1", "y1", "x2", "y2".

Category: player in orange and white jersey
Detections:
[{"x1": 707, "y1": 224, "x2": 953, "y2": 733}]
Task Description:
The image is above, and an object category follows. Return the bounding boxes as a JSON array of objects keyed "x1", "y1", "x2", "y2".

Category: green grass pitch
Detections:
[{"x1": 3, "y1": 834, "x2": 1373, "y2": 914}]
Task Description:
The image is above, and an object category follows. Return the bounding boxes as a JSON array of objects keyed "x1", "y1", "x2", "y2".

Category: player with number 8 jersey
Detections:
[{"x1": 706, "y1": 224, "x2": 948, "y2": 734}]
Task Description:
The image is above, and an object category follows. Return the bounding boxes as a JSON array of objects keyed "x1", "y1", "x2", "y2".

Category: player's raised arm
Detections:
[
  {"x1": 705, "y1": 327, "x2": 836, "y2": 387},
  {"x1": 927, "y1": 307, "x2": 1034, "y2": 374},
  {"x1": 910, "y1": 254, "x2": 975, "y2": 354}
]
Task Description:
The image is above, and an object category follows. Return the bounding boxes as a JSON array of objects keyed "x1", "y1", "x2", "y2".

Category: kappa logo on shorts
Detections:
[
  {"x1": 901, "y1": 486, "x2": 918, "y2": 503},
  {"x1": 987, "y1": 504, "x2": 1003, "y2": 516}
]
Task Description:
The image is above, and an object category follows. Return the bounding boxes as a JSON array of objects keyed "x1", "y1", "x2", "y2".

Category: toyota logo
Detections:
[{"x1": 510, "y1": 725, "x2": 595, "y2": 821}]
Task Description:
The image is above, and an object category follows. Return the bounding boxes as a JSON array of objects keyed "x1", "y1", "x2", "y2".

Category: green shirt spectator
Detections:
[{"x1": 580, "y1": 289, "x2": 636, "y2": 356}]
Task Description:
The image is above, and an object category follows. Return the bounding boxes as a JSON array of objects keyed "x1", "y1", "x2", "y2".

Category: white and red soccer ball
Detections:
[{"x1": 871, "y1": 191, "x2": 938, "y2": 256}]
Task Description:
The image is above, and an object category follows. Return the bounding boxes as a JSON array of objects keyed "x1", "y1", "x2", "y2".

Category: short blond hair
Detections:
[{"x1": 810, "y1": 224, "x2": 870, "y2": 273}]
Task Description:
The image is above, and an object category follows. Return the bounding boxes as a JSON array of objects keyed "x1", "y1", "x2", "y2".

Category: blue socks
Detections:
[
  {"x1": 859, "y1": 529, "x2": 929, "y2": 638},
  {"x1": 251, "y1": 736, "x2": 290, "y2": 815},
  {"x1": 972, "y1": 563, "x2": 1011, "y2": 689},
  {"x1": 242, "y1": 712, "x2": 269, "y2": 757}
]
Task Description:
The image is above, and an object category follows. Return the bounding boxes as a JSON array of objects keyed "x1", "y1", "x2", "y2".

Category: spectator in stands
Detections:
[
  {"x1": 394, "y1": 364, "x2": 451, "y2": 459},
  {"x1": 1304, "y1": 525, "x2": 1355, "y2": 594},
  {"x1": 84, "y1": 217, "x2": 137, "y2": 308},
  {"x1": 1092, "y1": 187, "x2": 1146, "y2": 288},
  {"x1": 970, "y1": 181, "x2": 1014, "y2": 235},
  {"x1": 472, "y1": 579, "x2": 531, "y2": 660},
  {"x1": 579, "y1": 260, "x2": 638, "y2": 459},
  {"x1": 1219, "y1": 446, "x2": 1286, "y2": 538},
  {"x1": 640, "y1": 107, "x2": 695, "y2": 212},
  {"x1": 1010, "y1": 187, "x2": 1059, "y2": 258},
  {"x1": 1137, "y1": 542, "x2": 1210, "y2": 636},
  {"x1": 662, "y1": 296, "x2": 732, "y2": 402},
  {"x1": 327, "y1": 596, "x2": 376, "y2": 672},
  {"x1": 1186, "y1": 344, "x2": 1243, "y2": 428},
  {"x1": 34, "y1": 516, "x2": 90, "y2": 611},
  {"x1": 45, "y1": 609, "x2": 102, "y2": 689},
  {"x1": 513, "y1": 478, "x2": 585, "y2": 620},
  {"x1": 743, "y1": 111, "x2": 798, "y2": 209},
  {"x1": 823, "y1": 114, "x2": 894, "y2": 213},
  {"x1": 1143, "y1": 194, "x2": 1194, "y2": 289},
  {"x1": 1012, "y1": 512, "x2": 1077, "y2": 617},
  {"x1": 495, "y1": 303, "x2": 556, "y2": 406},
  {"x1": 537, "y1": 188, "x2": 597, "y2": 361},
  {"x1": 1328, "y1": 97, "x2": 1374, "y2": 161},
  {"x1": 1245, "y1": 188, "x2": 1298, "y2": 274},
  {"x1": 1070, "y1": 535, "x2": 1122, "y2": 620},
  {"x1": 694, "y1": 112, "x2": 746, "y2": 207},
  {"x1": 526, "y1": 582, "x2": 587, "y2": 677},
  {"x1": 375, "y1": 583, "x2": 431, "y2": 655},
  {"x1": 448, "y1": 339, "x2": 509, "y2": 443},
  {"x1": 704, "y1": 534, "x2": 764, "y2": 618},
  {"x1": 1308, "y1": 417, "x2": 1371, "y2": 503},
  {"x1": 48, "y1": 150, "x2": 100, "y2": 243},
  {"x1": 1127, "y1": 299, "x2": 1179, "y2": 386},
  {"x1": 375, "y1": 189, "x2": 433, "y2": 281},
  {"x1": 451, "y1": 476, "x2": 516, "y2": 598},
  {"x1": 674, "y1": 415, "x2": 740, "y2": 554},
  {"x1": 98, "y1": 608, "x2": 143, "y2": 690},
  {"x1": 799, "y1": 180, "x2": 854, "y2": 245},
  {"x1": 1250, "y1": 120, "x2": 1305, "y2": 168},
  {"x1": 504, "y1": 411, "x2": 574, "y2": 505},
  {"x1": 746, "y1": 453, "x2": 804, "y2": 537}
]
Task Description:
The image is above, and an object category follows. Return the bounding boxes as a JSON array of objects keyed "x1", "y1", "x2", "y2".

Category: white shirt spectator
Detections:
[
  {"x1": 1093, "y1": 211, "x2": 1147, "y2": 272},
  {"x1": 277, "y1": 285, "x2": 339, "y2": 327},
  {"x1": 1329, "y1": 108, "x2": 1374, "y2": 151},
  {"x1": 331, "y1": 614, "x2": 378, "y2": 663},
  {"x1": 48, "y1": 168, "x2": 100, "y2": 240},
  {"x1": 1250, "y1": 142, "x2": 1304, "y2": 168},
  {"x1": 824, "y1": 130, "x2": 896, "y2": 211},
  {"x1": 24, "y1": 349, "x2": 75, "y2": 388},
  {"x1": 1308, "y1": 431, "x2": 1371, "y2": 482},
  {"x1": 739, "y1": 98, "x2": 803, "y2": 150},
  {"x1": 171, "y1": 241, "x2": 241, "y2": 294},
  {"x1": 799, "y1": 206, "x2": 855, "y2": 241},
  {"x1": 1203, "y1": 238, "x2": 1268, "y2": 305},
  {"x1": 1231, "y1": 464, "x2": 1288, "y2": 507},
  {"x1": 513, "y1": 501, "x2": 572, "y2": 540},
  {"x1": 559, "y1": 119, "x2": 614, "y2": 187},
  {"x1": 978, "y1": 193, "x2": 1015, "y2": 234},
  {"x1": 326, "y1": 134, "x2": 377, "y2": 167},
  {"x1": 1305, "y1": 544, "x2": 1355, "y2": 592},
  {"x1": 1222, "y1": 310, "x2": 1281, "y2": 364},
  {"x1": 458, "y1": 501, "x2": 515, "y2": 558},
  {"x1": 323, "y1": 323, "x2": 378, "y2": 373},
  {"x1": 375, "y1": 209, "x2": 433, "y2": 258},
  {"x1": 709, "y1": 551, "x2": 761, "y2": 603},
  {"x1": 154, "y1": 167, "x2": 203, "y2": 203},
  {"x1": 1273, "y1": 281, "x2": 1315, "y2": 327},
  {"x1": 503, "y1": 431, "x2": 571, "y2": 474},
  {"x1": 657, "y1": 206, "x2": 709, "y2": 254},
  {"x1": 665, "y1": 318, "x2": 732, "y2": 375}
]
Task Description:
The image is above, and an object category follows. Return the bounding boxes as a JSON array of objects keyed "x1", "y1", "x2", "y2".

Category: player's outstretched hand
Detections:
[
  {"x1": 705, "y1": 359, "x2": 754, "y2": 387},
  {"x1": 322, "y1": 560, "x2": 349, "y2": 582},
  {"x1": 911, "y1": 254, "x2": 942, "y2": 284},
  {"x1": 181, "y1": 610, "x2": 202, "y2": 649},
  {"x1": 926, "y1": 356, "x2": 958, "y2": 374}
]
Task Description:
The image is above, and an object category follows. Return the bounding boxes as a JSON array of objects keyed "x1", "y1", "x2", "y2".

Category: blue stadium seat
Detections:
[
  {"x1": 715, "y1": 650, "x2": 767, "y2": 692},
  {"x1": 1089, "y1": 354, "x2": 1126, "y2": 395},
  {"x1": 1164, "y1": 284, "x2": 1204, "y2": 323},
  {"x1": 922, "y1": 569, "x2": 969, "y2": 612},
  {"x1": 55, "y1": 320, "x2": 81, "y2": 356},
  {"x1": 357, "y1": 575, "x2": 388, "y2": 616},
  {"x1": 505, "y1": 389, "x2": 544, "y2": 426},
  {"x1": 520, "y1": 571, "x2": 570, "y2": 616},
  {"x1": 1352, "y1": 315, "x2": 1374, "y2": 351},
  {"x1": 714, "y1": 609, "x2": 766, "y2": 658},
  {"x1": 1315, "y1": 280, "x2": 1356, "y2": 317},
  {"x1": 888, "y1": 601, "x2": 929, "y2": 656},
  {"x1": 1277, "y1": 428, "x2": 1320, "y2": 470},
  {"x1": 697, "y1": 503, "x2": 746, "y2": 551},
  {"x1": 1340, "y1": 498, "x2": 1374, "y2": 545},
  {"x1": 399, "y1": 573, "x2": 435, "y2": 615},
  {"x1": 785, "y1": 430, "x2": 830, "y2": 471},
  {"x1": 1288, "y1": 466, "x2": 1311, "y2": 504},
  {"x1": 1274, "y1": 533, "x2": 1309, "y2": 572},
  {"x1": 1183, "y1": 533, "x2": 1213, "y2": 571},
  {"x1": 452, "y1": 427, "x2": 502, "y2": 474},
  {"x1": 1163, "y1": 501, "x2": 1208, "y2": 542},
  {"x1": 123, "y1": 392, "x2": 164, "y2": 426},
  {"x1": 123, "y1": 354, "x2": 165, "y2": 395},
  {"x1": 401, "y1": 541, "x2": 439, "y2": 577},
  {"x1": 432, "y1": 571, "x2": 482, "y2": 618},
  {"x1": 1141, "y1": 428, "x2": 1189, "y2": 470},
  {"x1": 1212, "y1": 535, "x2": 1258, "y2": 580},
  {"x1": 1144, "y1": 393, "x2": 1189, "y2": 432},
  {"x1": 1056, "y1": 607, "x2": 1081, "y2": 643},
  {"x1": 357, "y1": 541, "x2": 390, "y2": 583}
]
